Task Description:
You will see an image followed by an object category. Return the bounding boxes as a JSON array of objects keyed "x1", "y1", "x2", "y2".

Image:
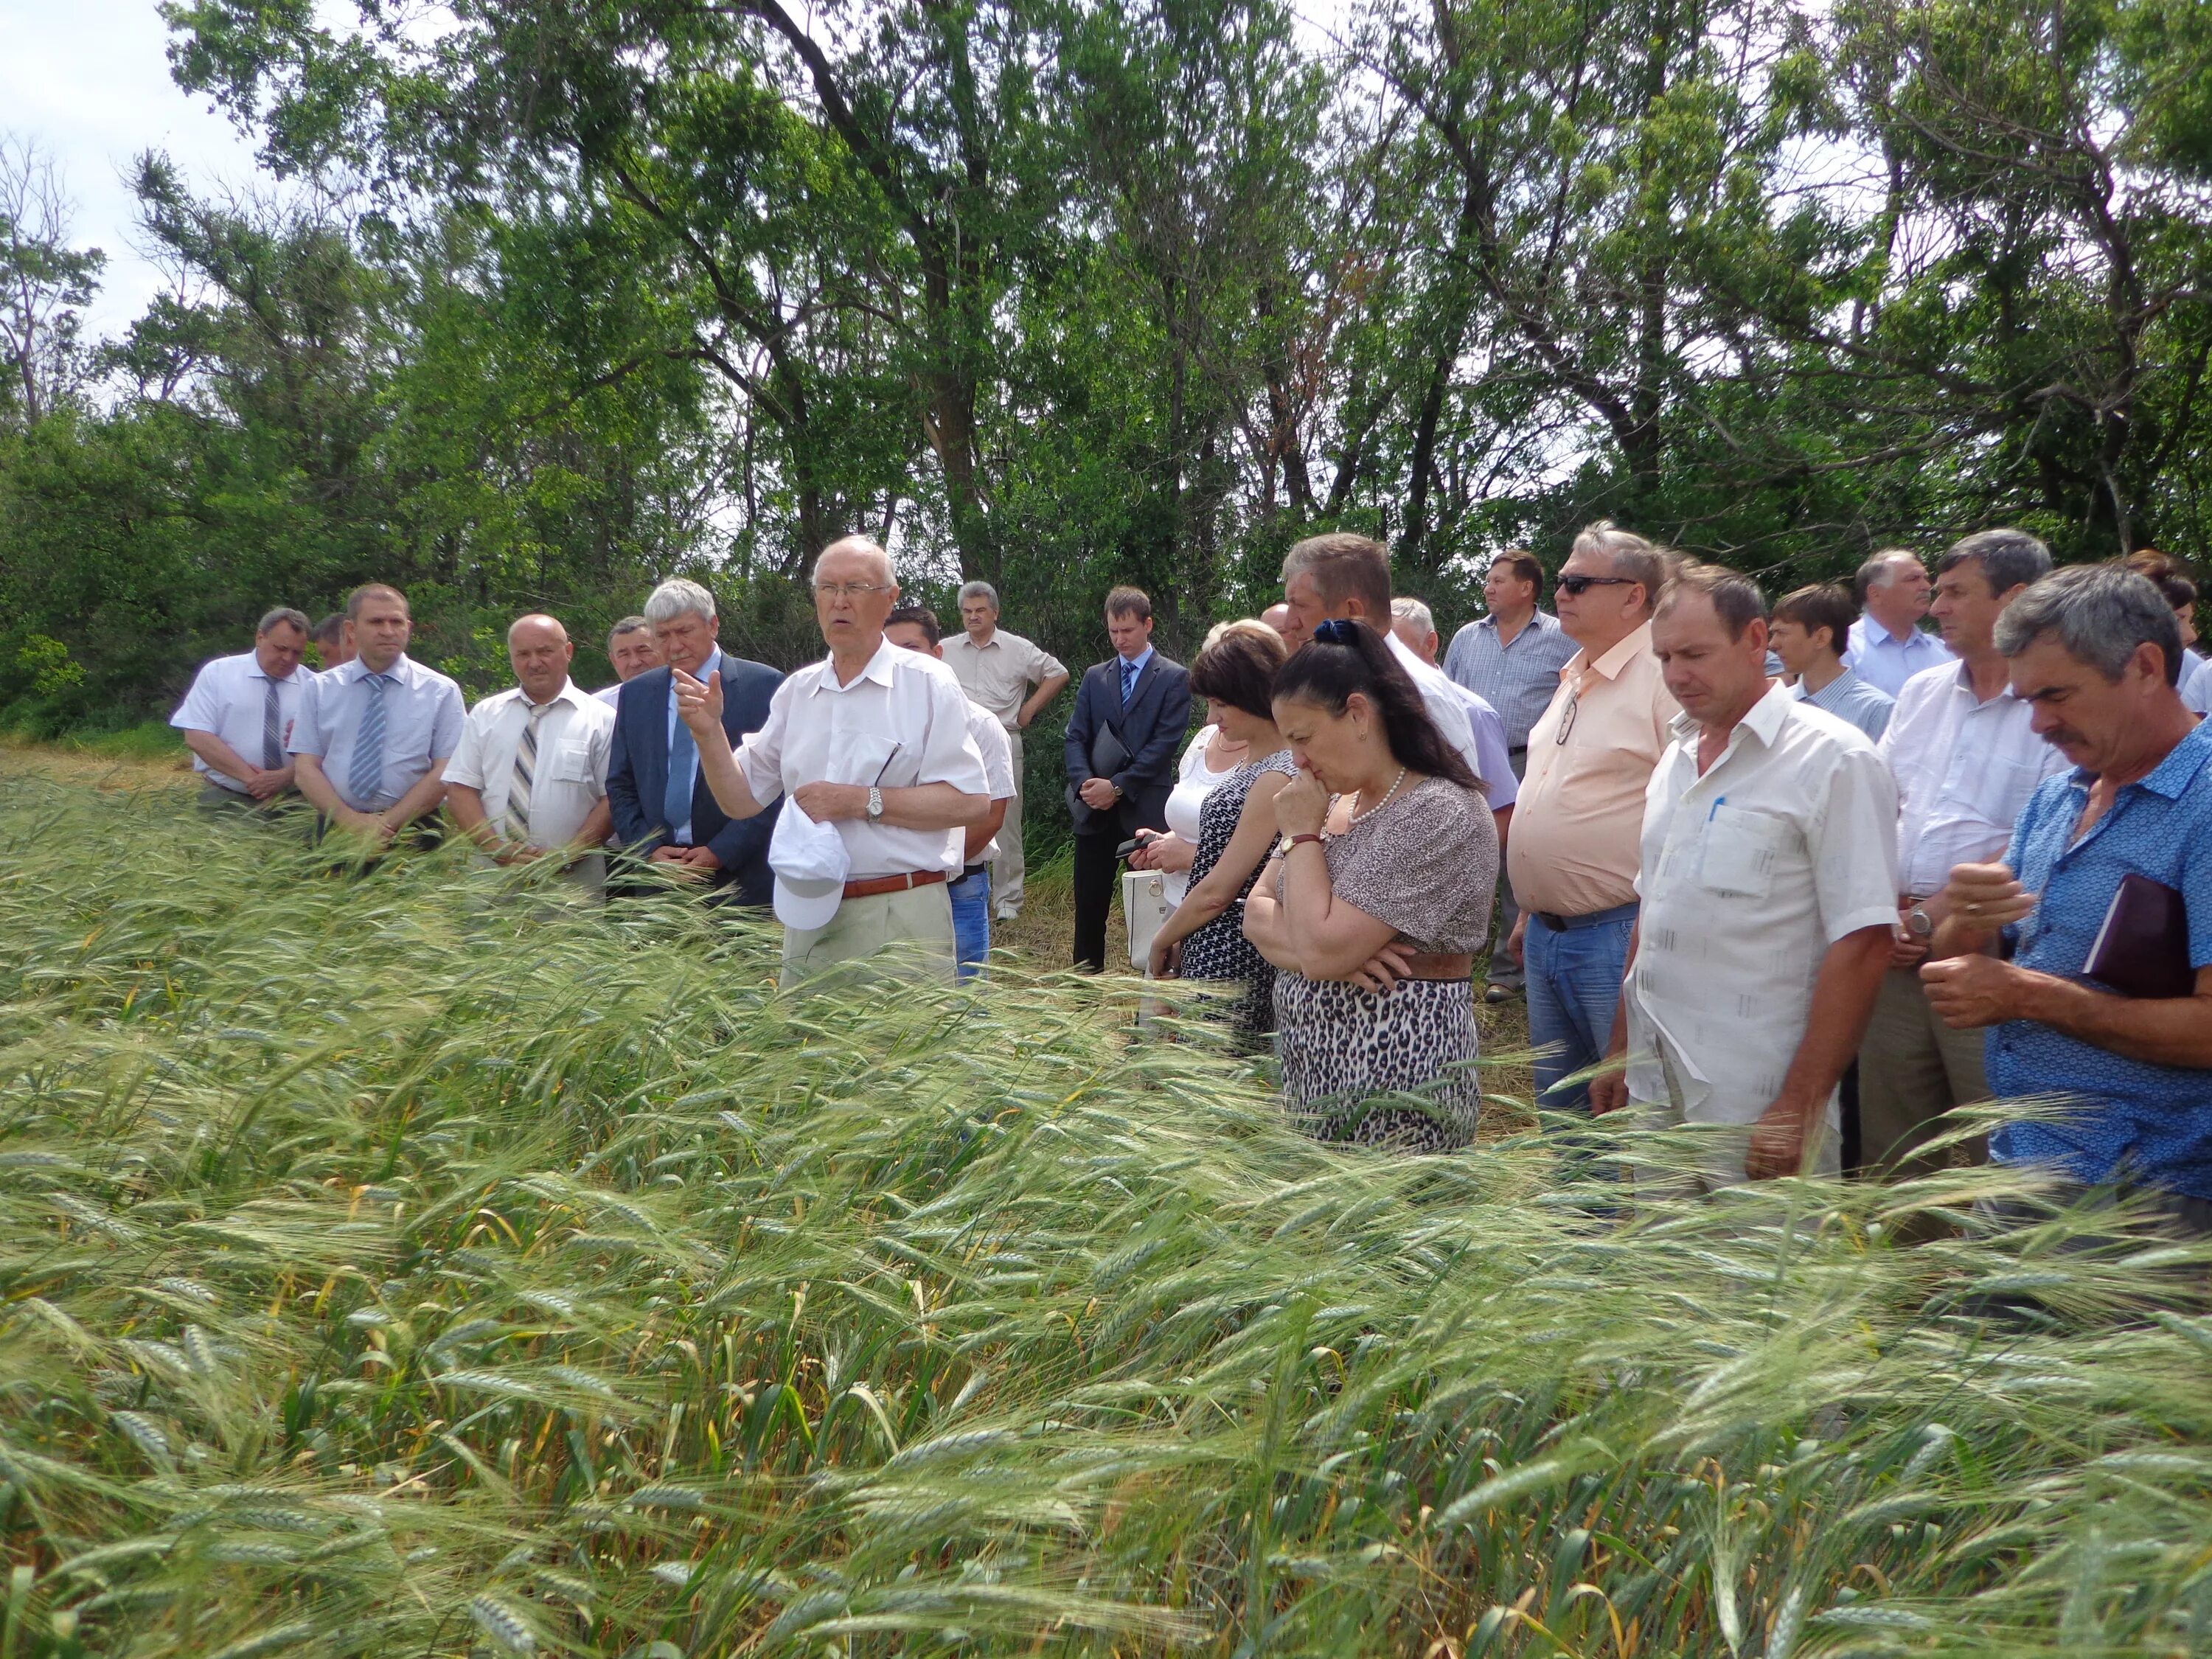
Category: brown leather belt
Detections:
[
  {"x1": 841, "y1": 869, "x2": 948, "y2": 901},
  {"x1": 1398, "y1": 952, "x2": 1474, "y2": 981}
]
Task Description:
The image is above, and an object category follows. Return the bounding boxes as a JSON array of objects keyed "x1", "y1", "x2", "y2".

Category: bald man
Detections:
[{"x1": 445, "y1": 613, "x2": 618, "y2": 897}]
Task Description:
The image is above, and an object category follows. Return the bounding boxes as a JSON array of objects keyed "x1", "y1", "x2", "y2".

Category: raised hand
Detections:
[{"x1": 672, "y1": 667, "x2": 723, "y2": 734}]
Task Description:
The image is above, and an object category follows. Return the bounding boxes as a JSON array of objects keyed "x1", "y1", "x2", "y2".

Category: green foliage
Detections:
[{"x1": 4, "y1": 773, "x2": 2212, "y2": 1652}]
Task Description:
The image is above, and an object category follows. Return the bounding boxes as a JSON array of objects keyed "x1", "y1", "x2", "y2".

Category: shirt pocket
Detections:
[
  {"x1": 826, "y1": 728, "x2": 905, "y2": 788},
  {"x1": 546, "y1": 739, "x2": 599, "y2": 787},
  {"x1": 1699, "y1": 804, "x2": 1790, "y2": 900}
]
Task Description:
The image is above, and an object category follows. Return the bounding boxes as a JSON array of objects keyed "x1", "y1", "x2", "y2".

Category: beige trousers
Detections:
[
  {"x1": 779, "y1": 883, "x2": 958, "y2": 990},
  {"x1": 1629, "y1": 1051, "x2": 1841, "y2": 1200},
  {"x1": 1857, "y1": 967, "x2": 1990, "y2": 1178},
  {"x1": 990, "y1": 727, "x2": 1027, "y2": 917}
]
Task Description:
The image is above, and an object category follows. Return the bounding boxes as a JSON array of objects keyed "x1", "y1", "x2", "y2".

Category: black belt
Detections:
[
  {"x1": 1533, "y1": 900, "x2": 1638, "y2": 933},
  {"x1": 1508, "y1": 744, "x2": 1528, "y2": 757},
  {"x1": 949, "y1": 863, "x2": 989, "y2": 887}
]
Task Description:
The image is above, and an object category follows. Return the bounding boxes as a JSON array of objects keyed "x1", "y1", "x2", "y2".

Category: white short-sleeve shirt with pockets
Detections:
[
  {"x1": 952, "y1": 695, "x2": 1017, "y2": 867},
  {"x1": 1625, "y1": 684, "x2": 1901, "y2": 1130},
  {"x1": 444, "y1": 681, "x2": 613, "y2": 847},
  {"x1": 737, "y1": 638, "x2": 990, "y2": 879}
]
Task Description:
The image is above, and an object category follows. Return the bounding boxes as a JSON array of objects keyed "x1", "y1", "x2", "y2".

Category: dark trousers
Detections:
[{"x1": 1072, "y1": 831, "x2": 1121, "y2": 972}]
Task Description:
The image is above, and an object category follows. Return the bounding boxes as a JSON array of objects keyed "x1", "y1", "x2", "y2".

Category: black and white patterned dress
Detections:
[
  {"x1": 1274, "y1": 775, "x2": 1499, "y2": 1151},
  {"x1": 1172, "y1": 749, "x2": 1296, "y2": 1040}
]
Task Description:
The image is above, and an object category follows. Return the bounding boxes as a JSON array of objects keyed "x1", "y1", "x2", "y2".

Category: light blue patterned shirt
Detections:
[
  {"x1": 1791, "y1": 666, "x2": 1895, "y2": 742},
  {"x1": 290, "y1": 653, "x2": 467, "y2": 812},
  {"x1": 1843, "y1": 616, "x2": 1955, "y2": 699},
  {"x1": 1444, "y1": 610, "x2": 1582, "y2": 748},
  {"x1": 1989, "y1": 717, "x2": 2212, "y2": 1199}
]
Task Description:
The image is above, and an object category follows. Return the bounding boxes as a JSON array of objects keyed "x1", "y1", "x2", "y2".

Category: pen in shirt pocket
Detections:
[{"x1": 1706, "y1": 795, "x2": 1727, "y2": 823}]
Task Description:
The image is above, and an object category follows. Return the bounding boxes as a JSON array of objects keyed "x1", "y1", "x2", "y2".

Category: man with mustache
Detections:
[{"x1": 1921, "y1": 564, "x2": 2212, "y2": 1230}]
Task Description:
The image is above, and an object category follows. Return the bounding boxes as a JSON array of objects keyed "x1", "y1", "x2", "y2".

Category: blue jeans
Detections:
[
  {"x1": 949, "y1": 866, "x2": 992, "y2": 981},
  {"x1": 1524, "y1": 906, "x2": 1636, "y2": 1117}
]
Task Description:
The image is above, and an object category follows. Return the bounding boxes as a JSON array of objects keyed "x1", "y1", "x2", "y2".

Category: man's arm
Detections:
[
  {"x1": 181, "y1": 728, "x2": 268, "y2": 793},
  {"x1": 293, "y1": 754, "x2": 379, "y2": 834},
  {"x1": 445, "y1": 782, "x2": 501, "y2": 853},
  {"x1": 1112, "y1": 667, "x2": 1192, "y2": 797},
  {"x1": 605, "y1": 703, "x2": 655, "y2": 849},
  {"x1": 383, "y1": 760, "x2": 451, "y2": 830},
  {"x1": 1589, "y1": 921, "x2": 1642, "y2": 1117},
  {"x1": 1923, "y1": 952, "x2": 2212, "y2": 1069},
  {"x1": 1063, "y1": 673, "x2": 1096, "y2": 784},
  {"x1": 1020, "y1": 670, "x2": 1070, "y2": 728},
  {"x1": 1744, "y1": 925, "x2": 1893, "y2": 1179},
  {"x1": 963, "y1": 798, "x2": 1010, "y2": 864},
  {"x1": 791, "y1": 782, "x2": 989, "y2": 831}
]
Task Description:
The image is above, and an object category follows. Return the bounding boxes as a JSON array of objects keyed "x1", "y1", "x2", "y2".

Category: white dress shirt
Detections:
[
  {"x1": 169, "y1": 650, "x2": 316, "y2": 790},
  {"x1": 593, "y1": 684, "x2": 623, "y2": 709},
  {"x1": 951, "y1": 697, "x2": 1017, "y2": 867},
  {"x1": 289, "y1": 653, "x2": 467, "y2": 812},
  {"x1": 1387, "y1": 631, "x2": 1517, "y2": 807},
  {"x1": 737, "y1": 638, "x2": 990, "y2": 879},
  {"x1": 1878, "y1": 660, "x2": 2068, "y2": 897},
  {"x1": 2182, "y1": 650, "x2": 2211, "y2": 717},
  {"x1": 1843, "y1": 615, "x2": 1955, "y2": 699},
  {"x1": 1626, "y1": 685, "x2": 1900, "y2": 1130},
  {"x1": 944, "y1": 627, "x2": 1068, "y2": 728},
  {"x1": 445, "y1": 680, "x2": 615, "y2": 893}
]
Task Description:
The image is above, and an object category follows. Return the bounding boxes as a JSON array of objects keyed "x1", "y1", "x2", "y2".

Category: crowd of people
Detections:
[{"x1": 169, "y1": 525, "x2": 2212, "y2": 1224}]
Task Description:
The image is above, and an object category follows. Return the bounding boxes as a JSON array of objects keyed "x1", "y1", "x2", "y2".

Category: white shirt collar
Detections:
[
  {"x1": 1669, "y1": 678, "x2": 1793, "y2": 748},
  {"x1": 340, "y1": 653, "x2": 414, "y2": 686},
  {"x1": 810, "y1": 636, "x2": 902, "y2": 695},
  {"x1": 511, "y1": 678, "x2": 588, "y2": 712}
]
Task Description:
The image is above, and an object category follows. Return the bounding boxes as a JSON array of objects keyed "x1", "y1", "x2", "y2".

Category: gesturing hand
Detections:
[
  {"x1": 1920, "y1": 953, "x2": 2027, "y2": 1029},
  {"x1": 1934, "y1": 862, "x2": 2035, "y2": 946},
  {"x1": 672, "y1": 667, "x2": 723, "y2": 734},
  {"x1": 1273, "y1": 766, "x2": 1329, "y2": 838}
]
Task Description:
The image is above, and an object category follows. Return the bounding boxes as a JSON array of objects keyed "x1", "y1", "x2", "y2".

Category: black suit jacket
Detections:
[
  {"x1": 606, "y1": 650, "x2": 783, "y2": 904},
  {"x1": 1063, "y1": 650, "x2": 1193, "y2": 837}
]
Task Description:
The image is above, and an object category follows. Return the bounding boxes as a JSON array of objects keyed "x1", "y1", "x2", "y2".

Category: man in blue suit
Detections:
[
  {"x1": 1065, "y1": 585, "x2": 1193, "y2": 970},
  {"x1": 607, "y1": 578, "x2": 783, "y2": 905}
]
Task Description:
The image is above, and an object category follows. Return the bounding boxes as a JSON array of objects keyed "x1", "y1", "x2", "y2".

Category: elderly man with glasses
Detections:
[
  {"x1": 1509, "y1": 522, "x2": 1683, "y2": 1145},
  {"x1": 674, "y1": 537, "x2": 991, "y2": 986}
]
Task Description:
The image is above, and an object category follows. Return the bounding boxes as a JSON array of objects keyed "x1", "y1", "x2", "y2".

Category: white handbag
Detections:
[{"x1": 1122, "y1": 869, "x2": 1172, "y2": 972}]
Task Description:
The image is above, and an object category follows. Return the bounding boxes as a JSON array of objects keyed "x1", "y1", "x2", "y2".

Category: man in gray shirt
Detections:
[{"x1": 1444, "y1": 549, "x2": 1582, "y2": 999}]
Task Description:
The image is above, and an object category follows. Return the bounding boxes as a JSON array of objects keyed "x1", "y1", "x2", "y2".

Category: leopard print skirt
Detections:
[{"x1": 1275, "y1": 974, "x2": 1482, "y2": 1152}]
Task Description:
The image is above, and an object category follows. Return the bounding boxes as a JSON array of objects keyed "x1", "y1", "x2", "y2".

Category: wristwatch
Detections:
[
  {"x1": 1905, "y1": 904, "x2": 1934, "y2": 939},
  {"x1": 866, "y1": 786, "x2": 884, "y2": 821}
]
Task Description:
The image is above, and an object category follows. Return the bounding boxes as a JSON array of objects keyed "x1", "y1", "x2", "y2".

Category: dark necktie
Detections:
[
  {"x1": 664, "y1": 709, "x2": 698, "y2": 841},
  {"x1": 1120, "y1": 658, "x2": 1138, "y2": 703},
  {"x1": 261, "y1": 678, "x2": 282, "y2": 771}
]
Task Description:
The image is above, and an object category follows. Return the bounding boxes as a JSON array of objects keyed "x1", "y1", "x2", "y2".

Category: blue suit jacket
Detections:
[
  {"x1": 1063, "y1": 650, "x2": 1192, "y2": 837},
  {"x1": 607, "y1": 651, "x2": 783, "y2": 905}
]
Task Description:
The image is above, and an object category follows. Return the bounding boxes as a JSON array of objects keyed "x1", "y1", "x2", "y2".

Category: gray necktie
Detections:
[
  {"x1": 349, "y1": 675, "x2": 388, "y2": 806},
  {"x1": 506, "y1": 702, "x2": 549, "y2": 844},
  {"x1": 262, "y1": 678, "x2": 282, "y2": 771}
]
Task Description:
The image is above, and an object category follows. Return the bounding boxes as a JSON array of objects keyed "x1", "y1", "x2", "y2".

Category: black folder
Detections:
[{"x1": 2082, "y1": 873, "x2": 2195, "y2": 1000}]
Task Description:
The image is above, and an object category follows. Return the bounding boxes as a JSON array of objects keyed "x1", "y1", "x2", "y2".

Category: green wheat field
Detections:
[{"x1": 2, "y1": 766, "x2": 2211, "y2": 1658}]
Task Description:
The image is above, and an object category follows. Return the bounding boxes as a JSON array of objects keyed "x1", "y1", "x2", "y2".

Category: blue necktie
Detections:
[
  {"x1": 1120, "y1": 658, "x2": 1138, "y2": 703},
  {"x1": 349, "y1": 675, "x2": 388, "y2": 806},
  {"x1": 664, "y1": 711, "x2": 697, "y2": 841}
]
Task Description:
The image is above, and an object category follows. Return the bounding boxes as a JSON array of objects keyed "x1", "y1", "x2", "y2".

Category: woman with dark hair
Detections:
[
  {"x1": 1243, "y1": 619, "x2": 1498, "y2": 1149},
  {"x1": 1146, "y1": 621, "x2": 1295, "y2": 1041}
]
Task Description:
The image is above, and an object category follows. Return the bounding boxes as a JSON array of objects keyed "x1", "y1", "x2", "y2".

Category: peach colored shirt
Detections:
[{"x1": 1507, "y1": 622, "x2": 1681, "y2": 916}]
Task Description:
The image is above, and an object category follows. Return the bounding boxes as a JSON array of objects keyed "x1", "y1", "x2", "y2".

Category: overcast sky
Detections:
[{"x1": 1, "y1": 0, "x2": 268, "y2": 341}]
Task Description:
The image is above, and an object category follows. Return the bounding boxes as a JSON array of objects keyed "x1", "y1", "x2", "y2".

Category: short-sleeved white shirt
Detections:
[
  {"x1": 1625, "y1": 685, "x2": 1901, "y2": 1127},
  {"x1": 737, "y1": 637, "x2": 990, "y2": 879},
  {"x1": 444, "y1": 679, "x2": 615, "y2": 868},
  {"x1": 1878, "y1": 659, "x2": 2067, "y2": 897},
  {"x1": 288, "y1": 653, "x2": 467, "y2": 812},
  {"x1": 169, "y1": 650, "x2": 316, "y2": 790},
  {"x1": 950, "y1": 696, "x2": 1017, "y2": 867}
]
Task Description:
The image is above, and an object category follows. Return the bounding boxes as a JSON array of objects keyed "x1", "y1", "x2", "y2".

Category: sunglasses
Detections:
[{"x1": 1556, "y1": 574, "x2": 1639, "y2": 597}]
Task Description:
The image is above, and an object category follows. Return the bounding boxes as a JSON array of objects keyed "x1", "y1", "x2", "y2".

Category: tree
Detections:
[{"x1": 0, "y1": 136, "x2": 105, "y2": 428}]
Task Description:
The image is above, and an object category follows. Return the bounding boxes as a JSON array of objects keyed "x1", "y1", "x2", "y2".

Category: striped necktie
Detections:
[
  {"x1": 1120, "y1": 657, "x2": 1139, "y2": 703},
  {"x1": 261, "y1": 678, "x2": 282, "y2": 770},
  {"x1": 506, "y1": 700, "x2": 551, "y2": 844},
  {"x1": 349, "y1": 675, "x2": 388, "y2": 807}
]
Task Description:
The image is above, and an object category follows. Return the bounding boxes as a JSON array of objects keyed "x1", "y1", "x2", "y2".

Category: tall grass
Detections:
[{"x1": 1, "y1": 772, "x2": 2210, "y2": 1657}]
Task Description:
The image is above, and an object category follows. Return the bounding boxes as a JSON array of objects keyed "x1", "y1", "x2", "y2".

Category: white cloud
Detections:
[{"x1": 0, "y1": 0, "x2": 269, "y2": 341}]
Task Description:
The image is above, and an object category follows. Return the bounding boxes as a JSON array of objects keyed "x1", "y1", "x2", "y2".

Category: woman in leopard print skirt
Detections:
[{"x1": 1244, "y1": 617, "x2": 1498, "y2": 1151}]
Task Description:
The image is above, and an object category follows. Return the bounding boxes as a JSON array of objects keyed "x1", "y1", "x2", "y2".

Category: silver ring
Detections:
[{"x1": 1966, "y1": 902, "x2": 1981, "y2": 918}]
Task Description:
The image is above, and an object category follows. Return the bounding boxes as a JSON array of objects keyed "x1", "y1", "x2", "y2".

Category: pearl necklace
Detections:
[{"x1": 1346, "y1": 765, "x2": 1408, "y2": 825}]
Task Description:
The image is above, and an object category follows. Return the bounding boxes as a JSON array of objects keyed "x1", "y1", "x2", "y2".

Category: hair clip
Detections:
[{"x1": 1312, "y1": 619, "x2": 1360, "y2": 645}]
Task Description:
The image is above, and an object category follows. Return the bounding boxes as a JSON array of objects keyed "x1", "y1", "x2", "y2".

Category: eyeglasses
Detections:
[
  {"x1": 815, "y1": 582, "x2": 891, "y2": 600},
  {"x1": 1556, "y1": 574, "x2": 1638, "y2": 597},
  {"x1": 1555, "y1": 693, "x2": 1580, "y2": 745}
]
